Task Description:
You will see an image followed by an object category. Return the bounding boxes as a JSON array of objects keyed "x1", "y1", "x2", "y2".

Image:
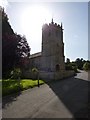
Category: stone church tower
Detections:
[
  {"x1": 28, "y1": 19, "x2": 74, "y2": 80},
  {"x1": 41, "y1": 19, "x2": 65, "y2": 72}
]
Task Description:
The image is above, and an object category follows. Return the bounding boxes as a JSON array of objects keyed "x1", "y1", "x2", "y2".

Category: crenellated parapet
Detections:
[{"x1": 42, "y1": 19, "x2": 63, "y2": 31}]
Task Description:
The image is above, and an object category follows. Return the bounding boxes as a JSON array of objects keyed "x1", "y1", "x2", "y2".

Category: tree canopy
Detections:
[
  {"x1": 65, "y1": 57, "x2": 89, "y2": 72},
  {"x1": 75, "y1": 58, "x2": 84, "y2": 70},
  {"x1": 83, "y1": 62, "x2": 90, "y2": 71},
  {"x1": 2, "y1": 7, "x2": 30, "y2": 78}
]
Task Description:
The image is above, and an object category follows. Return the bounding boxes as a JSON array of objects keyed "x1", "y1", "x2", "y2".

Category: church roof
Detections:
[{"x1": 30, "y1": 52, "x2": 42, "y2": 58}]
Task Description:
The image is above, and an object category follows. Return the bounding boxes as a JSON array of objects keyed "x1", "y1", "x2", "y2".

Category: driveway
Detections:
[{"x1": 2, "y1": 71, "x2": 88, "y2": 118}]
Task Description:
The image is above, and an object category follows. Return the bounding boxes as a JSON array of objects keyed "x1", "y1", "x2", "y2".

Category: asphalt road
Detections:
[{"x1": 2, "y1": 70, "x2": 89, "y2": 118}]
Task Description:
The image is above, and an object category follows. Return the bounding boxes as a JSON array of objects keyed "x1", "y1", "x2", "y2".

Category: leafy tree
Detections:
[
  {"x1": 65, "y1": 58, "x2": 72, "y2": 70},
  {"x1": 2, "y1": 7, "x2": 17, "y2": 77},
  {"x1": 75, "y1": 58, "x2": 84, "y2": 70},
  {"x1": 2, "y1": 34, "x2": 18, "y2": 77},
  {"x1": 83, "y1": 62, "x2": 90, "y2": 71},
  {"x1": 65, "y1": 63, "x2": 72, "y2": 70},
  {"x1": 65, "y1": 58, "x2": 78, "y2": 72},
  {"x1": 1, "y1": 7, "x2": 14, "y2": 35},
  {"x1": 71, "y1": 63, "x2": 78, "y2": 72},
  {"x1": 2, "y1": 7, "x2": 30, "y2": 78},
  {"x1": 16, "y1": 34, "x2": 30, "y2": 59},
  {"x1": 66, "y1": 58, "x2": 70, "y2": 64},
  {"x1": 15, "y1": 34, "x2": 30, "y2": 72}
]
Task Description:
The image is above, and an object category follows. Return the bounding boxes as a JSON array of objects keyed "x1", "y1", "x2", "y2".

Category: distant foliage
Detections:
[
  {"x1": 65, "y1": 63, "x2": 72, "y2": 70},
  {"x1": 75, "y1": 58, "x2": 85, "y2": 70},
  {"x1": 66, "y1": 58, "x2": 70, "y2": 64},
  {"x1": 83, "y1": 62, "x2": 90, "y2": 71},
  {"x1": 65, "y1": 58, "x2": 78, "y2": 72},
  {"x1": 65, "y1": 57, "x2": 90, "y2": 72},
  {"x1": 72, "y1": 62, "x2": 78, "y2": 72}
]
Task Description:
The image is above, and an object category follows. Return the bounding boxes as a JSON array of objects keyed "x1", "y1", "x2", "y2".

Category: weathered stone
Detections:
[{"x1": 27, "y1": 20, "x2": 74, "y2": 80}]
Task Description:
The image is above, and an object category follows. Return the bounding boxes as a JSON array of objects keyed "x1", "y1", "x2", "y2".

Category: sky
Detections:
[{"x1": 1, "y1": 1, "x2": 88, "y2": 61}]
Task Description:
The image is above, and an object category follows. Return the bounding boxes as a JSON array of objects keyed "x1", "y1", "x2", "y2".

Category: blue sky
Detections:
[{"x1": 5, "y1": 2, "x2": 88, "y2": 61}]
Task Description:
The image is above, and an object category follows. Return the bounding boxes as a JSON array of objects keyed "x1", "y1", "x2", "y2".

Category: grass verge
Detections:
[{"x1": 2, "y1": 79, "x2": 45, "y2": 96}]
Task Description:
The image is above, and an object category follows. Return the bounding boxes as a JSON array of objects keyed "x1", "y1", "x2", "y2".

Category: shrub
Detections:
[
  {"x1": 83, "y1": 62, "x2": 90, "y2": 71},
  {"x1": 10, "y1": 68, "x2": 22, "y2": 79},
  {"x1": 65, "y1": 63, "x2": 72, "y2": 70}
]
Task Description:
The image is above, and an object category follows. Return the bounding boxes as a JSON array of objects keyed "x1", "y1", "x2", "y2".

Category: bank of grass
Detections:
[{"x1": 2, "y1": 79, "x2": 45, "y2": 96}]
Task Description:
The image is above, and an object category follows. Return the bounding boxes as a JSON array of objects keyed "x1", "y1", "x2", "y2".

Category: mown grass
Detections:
[{"x1": 2, "y1": 79, "x2": 45, "y2": 96}]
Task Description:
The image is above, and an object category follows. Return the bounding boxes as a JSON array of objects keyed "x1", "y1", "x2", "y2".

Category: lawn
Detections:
[{"x1": 2, "y1": 79, "x2": 45, "y2": 96}]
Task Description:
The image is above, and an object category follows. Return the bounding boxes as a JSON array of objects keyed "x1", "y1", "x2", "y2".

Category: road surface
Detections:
[{"x1": 2, "y1": 71, "x2": 89, "y2": 118}]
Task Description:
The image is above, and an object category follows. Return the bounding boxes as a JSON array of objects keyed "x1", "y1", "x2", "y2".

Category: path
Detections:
[{"x1": 2, "y1": 71, "x2": 88, "y2": 118}]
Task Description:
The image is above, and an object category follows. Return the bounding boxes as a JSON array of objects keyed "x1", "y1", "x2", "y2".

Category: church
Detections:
[{"x1": 26, "y1": 19, "x2": 74, "y2": 80}]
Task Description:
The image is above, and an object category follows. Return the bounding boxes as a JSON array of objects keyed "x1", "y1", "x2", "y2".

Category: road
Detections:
[{"x1": 2, "y1": 71, "x2": 88, "y2": 118}]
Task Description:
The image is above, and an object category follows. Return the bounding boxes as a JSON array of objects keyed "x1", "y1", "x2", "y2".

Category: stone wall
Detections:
[
  {"x1": 22, "y1": 70, "x2": 75, "y2": 81},
  {"x1": 30, "y1": 54, "x2": 42, "y2": 70},
  {"x1": 39, "y1": 70, "x2": 75, "y2": 81}
]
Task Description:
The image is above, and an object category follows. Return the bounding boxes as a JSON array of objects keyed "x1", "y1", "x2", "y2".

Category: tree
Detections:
[
  {"x1": 71, "y1": 62, "x2": 78, "y2": 72},
  {"x1": 2, "y1": 7, "x2": 30, "y2": 78},
  {"x1": 65, "y1": 58, "x2": 72, "y2": 70},
  {"x1": 75, "y1": 58, "x2": 84, "y2": 70},
  {"x1": 65, "y1": 58, "x2": 78, "y2": 72},
  {"x1": 2, "y1": 34, "x2": 18, "y2": 77},
  {"x1": 66, "y1": 58, "x2": 70, "y2": 64},
  {"x1": 83, "y1": 62, "x2": 90, "y2": 71},
  {"x1": 16, "y1": 34, "x2": 30, "y2": 59},
  {"x1": 1, "y1": 7, "x2": 14, "y2": 35},
  {"x1": 2, "y1": 7, "x2": 17, "y2": 77},
  {"x1": 65, "y1": 63, "x2": 72, "y2": 70},
  {"x1": 15, "y1": 34, "x2": 30, "y2": 72}
]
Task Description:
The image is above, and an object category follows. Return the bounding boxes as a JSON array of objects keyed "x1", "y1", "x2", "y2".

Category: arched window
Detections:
[{"x1": 56, "y1": 64, "x2": 60, "y2": 71}]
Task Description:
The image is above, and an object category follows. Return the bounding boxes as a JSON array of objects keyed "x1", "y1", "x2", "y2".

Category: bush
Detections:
[
  {"x1": 72, "y1": 66, "x2": 78, "y2": 72},
  {"x1": 65, "y1": 63, "x2": 72, "y2": 70},
  {"x1": 65, "y1": 62, "x2": 78, "y2": 73},
  {"x1": 83, "y1": 62, "x2": 90, "y2": 71},
  {"x1": 10, "y1": 68, "x2": 22, "y2": 79}
]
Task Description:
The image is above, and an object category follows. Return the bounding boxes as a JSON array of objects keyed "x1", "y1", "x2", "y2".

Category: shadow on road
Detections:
[
  {"x1": 46, "y1": 76, "x2": 88, "y2": 118},
  {"x1": 2, "y1": 91, "x2": 21, "y2": 109}
]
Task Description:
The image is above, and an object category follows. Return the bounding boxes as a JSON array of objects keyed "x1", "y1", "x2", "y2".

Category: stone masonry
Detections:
[{"x1": 26, "y1": 19, "x2": 74, "y2": 80}]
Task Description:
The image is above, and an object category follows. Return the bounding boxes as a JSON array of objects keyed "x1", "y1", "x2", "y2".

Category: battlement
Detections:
[{"x1": 42, "y1": 19, "x2": 62, "y2": 30}]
